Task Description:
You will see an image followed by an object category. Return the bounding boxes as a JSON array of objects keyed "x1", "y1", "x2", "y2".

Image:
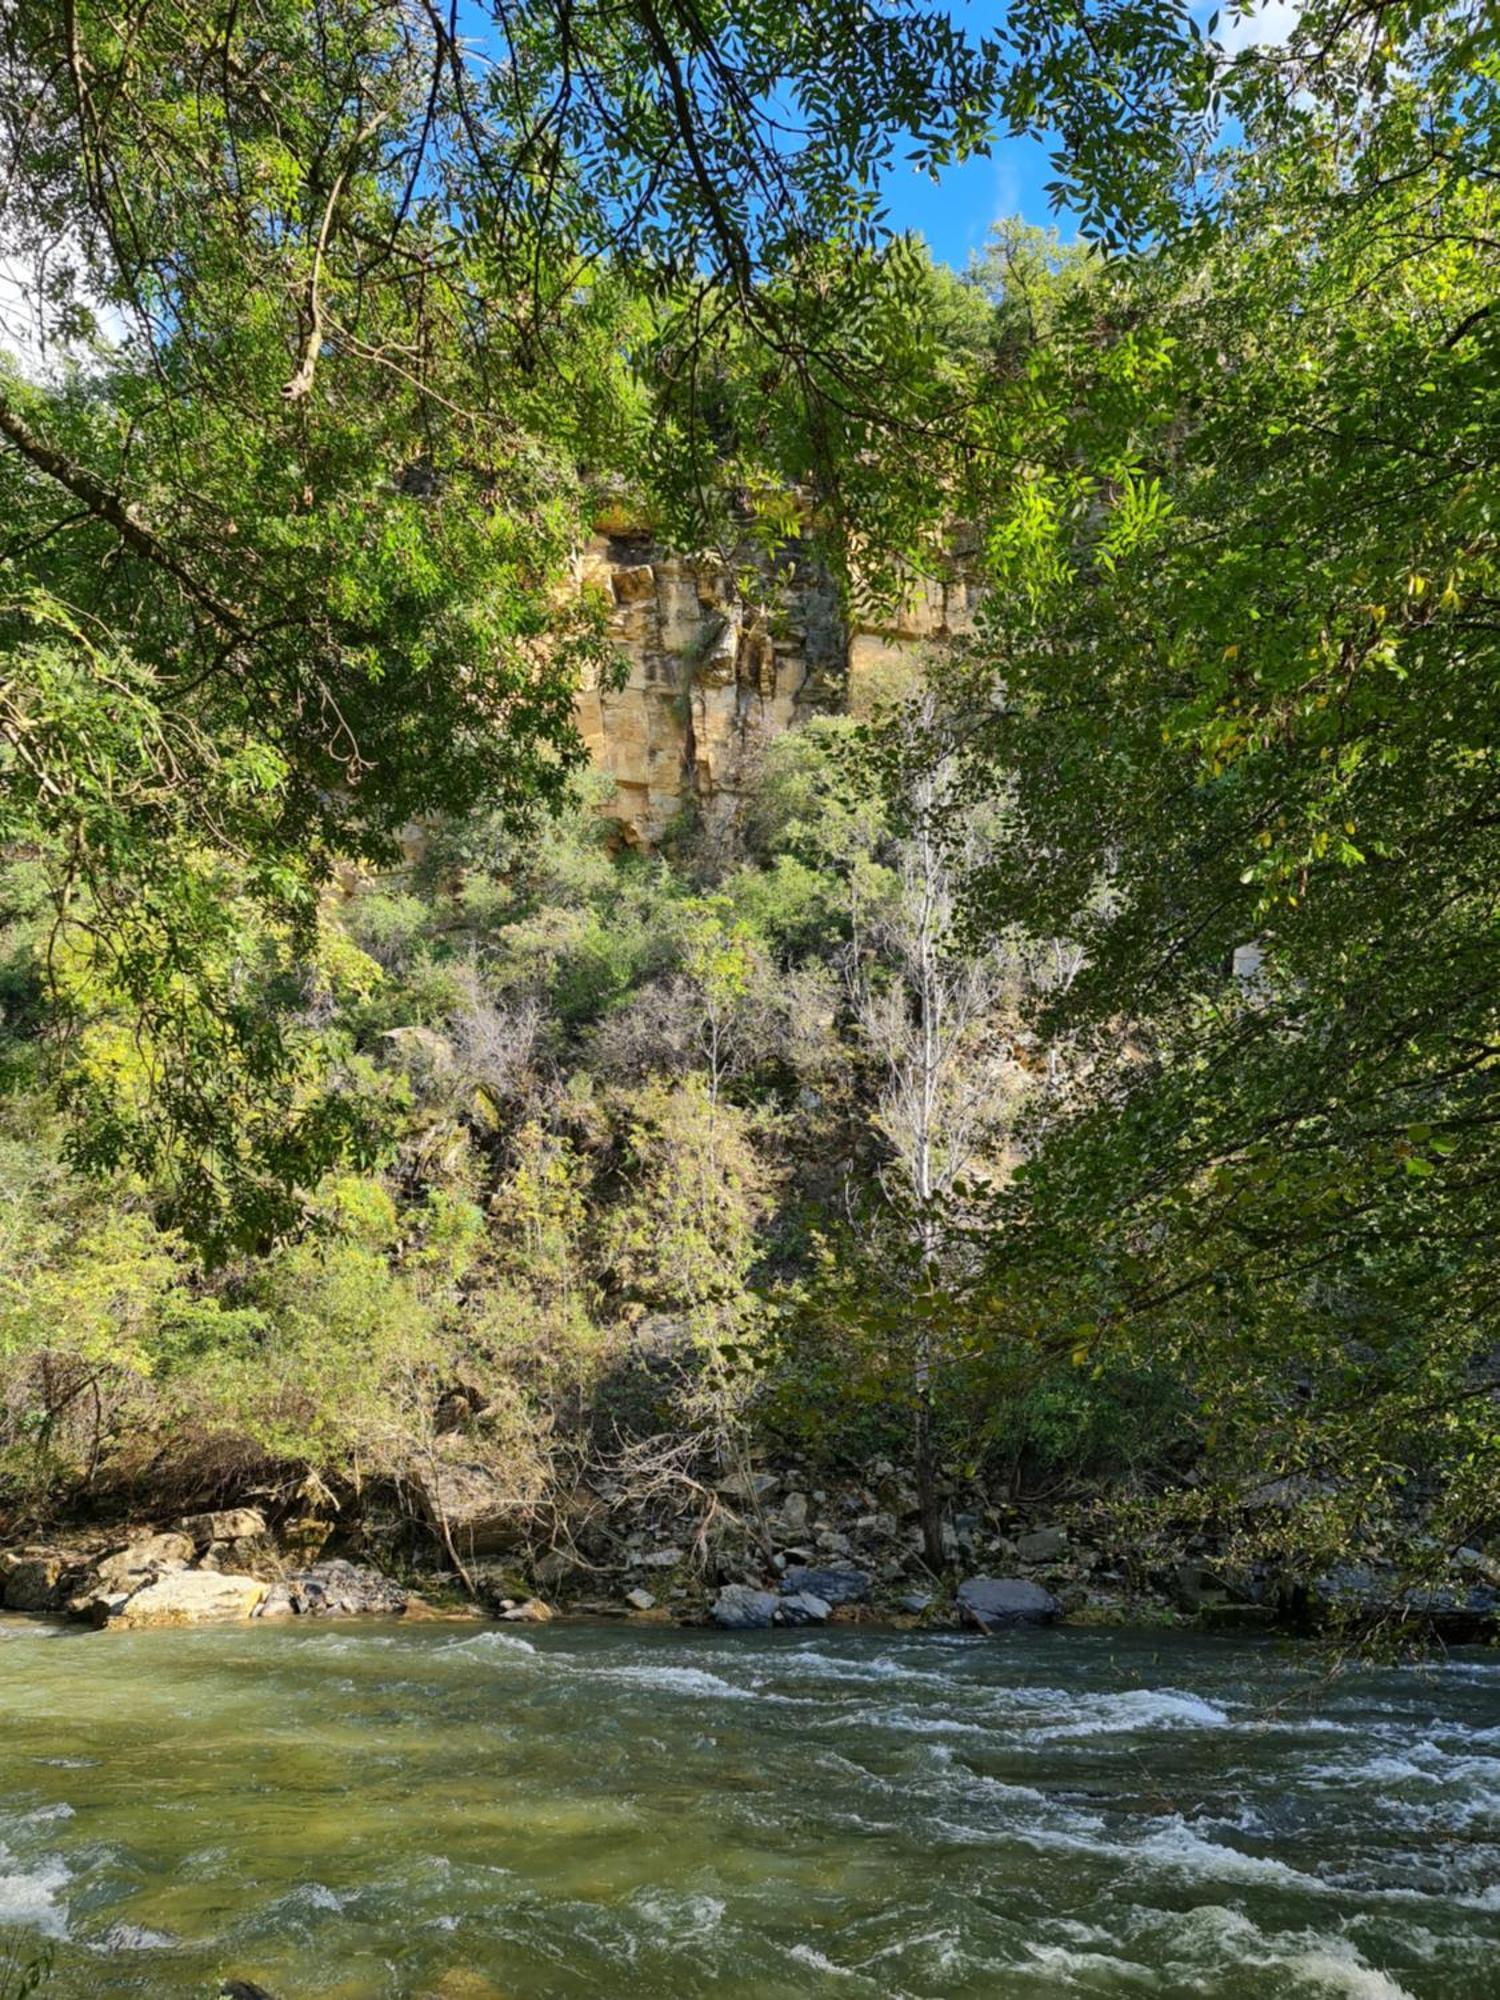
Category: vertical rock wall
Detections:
[{"x1": 573, "y1": 521, "x2": 982, "y2": 847}]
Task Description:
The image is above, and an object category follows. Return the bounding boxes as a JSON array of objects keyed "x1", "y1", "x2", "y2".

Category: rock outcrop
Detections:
[{"x1": 574, "y1": 516, "x2": 980, "y2": 847}]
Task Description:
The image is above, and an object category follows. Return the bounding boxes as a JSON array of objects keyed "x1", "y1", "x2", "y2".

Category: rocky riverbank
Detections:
[{"x1": 4, "y1": 1460, "x2": 1498, "y2": 1639}]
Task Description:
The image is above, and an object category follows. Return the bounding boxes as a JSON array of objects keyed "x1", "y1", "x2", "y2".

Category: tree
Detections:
[
  {"x1": 848, "y1": 688, "x2": 1021, "y2": 1564},
  {"x1": 947, "y1": 0, "x2": 1500, "y2": 1564},
  {"x1": 0, "y1": 0, "x2": 1255, "y2": 1236}
]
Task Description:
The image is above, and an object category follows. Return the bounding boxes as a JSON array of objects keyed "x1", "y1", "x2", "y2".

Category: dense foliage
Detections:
[{"x1": 1, "y1": 0, "x2": 1496, "y2": 1580}]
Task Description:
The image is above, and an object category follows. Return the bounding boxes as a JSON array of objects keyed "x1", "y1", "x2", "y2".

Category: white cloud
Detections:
[{"x1": 1214, "y1": 1, "x2": 1302, "y2": 55}]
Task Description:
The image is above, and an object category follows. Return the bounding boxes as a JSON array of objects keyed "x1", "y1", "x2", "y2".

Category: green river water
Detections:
[{"x1": 2, "y1": 1615, "x2": 1498, "y2": 1998}]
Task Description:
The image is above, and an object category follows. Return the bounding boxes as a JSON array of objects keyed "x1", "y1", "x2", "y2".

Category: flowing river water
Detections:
[{"x1": 2, "y1": 1616, "x2": 1499, "y2": 1998}]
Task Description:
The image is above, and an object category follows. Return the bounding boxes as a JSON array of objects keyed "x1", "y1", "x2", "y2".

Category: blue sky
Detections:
[
  {"x1": 875, "y1": 0, "x2": 1059, "y2": 271},
  {"x1": 878, "y1": 127, "x2": 1065, "y2": 273},
  {"x1": 876, "y1": 0, "x2": 1299, "y2": 271}
]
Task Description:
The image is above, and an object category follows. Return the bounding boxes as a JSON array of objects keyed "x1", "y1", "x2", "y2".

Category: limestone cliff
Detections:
[{"x1": 573, "y1": 520, "x2": 982, "y2": 846}]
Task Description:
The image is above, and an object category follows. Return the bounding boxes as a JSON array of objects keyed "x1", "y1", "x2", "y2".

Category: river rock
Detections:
[
  {"x1": 779, "y1": 1564, "x2": 871, "y2": 1606},
  {"x1": 711, "y1": 1583, "x2": 779, "y2": 1629},
  {"x1": 1016, "y1": 1527, "x2": 1067, "y2": 1563},
  {"x1": 65, "y1": 1533, "x2": 196, "y2": 1620},
  {"x1": 775, "y1": 1591, "x2": 830, "y2": 1626},
  {"x1": 625, "y1": 1587, "x2": 657, "y2": 1612},
  {"x1": 772, "y1": 1492, "x2": 810, "y2": 1539},
  {"x1": 956, "y1": 1576, "x2": 1060, "y2": 1629},
  {"x1": 1, "y1": 1549, "x2": 66, "y2": 1613},
  {"x1": 497, "y1": 1597, "x2": 554, "y2": 1623},
  {"x1": 260, "y1": 1561, "x2": 409, "y2": 1619},
  {"x1": 102, "y1": 1569, "x2": 268, "y2": 1628}
]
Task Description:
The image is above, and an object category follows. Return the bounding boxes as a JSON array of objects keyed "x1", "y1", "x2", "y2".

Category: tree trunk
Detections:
[{"x1": 913, "y1": 1391, "x2": 944, "y2": 1570}]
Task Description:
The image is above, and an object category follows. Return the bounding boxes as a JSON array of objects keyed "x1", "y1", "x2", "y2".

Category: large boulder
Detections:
[
  {"x1": 779, "y1": 1564, "x2": 871, "y2": 1606},
  {"x1": 102, "y1": 1569, "x2": 268, "y2": 1629},
  {"x1": 957, "y1": 1575, "x2": 1060, "y2": 1630},
  {"x1": 415, "y1": 1455, "x2": 526, "y2": 1557},
  {"x1": 1, "y1": 1549, "x2": 67, "y2": 1613},
  {"x1": 65, "y1": 1533, "x2": 195, "y2": 1621},
  {"x1": 711, "y1": 1584, "x2": 779, "y2": 1629},
  {"x1": 1016, "y1": 1526, "x2": 1067, "y2": 1563},
  {"x1": 176, "y1": 1507, "x2": 267, "y2": 1547},
  {"x1": 497, "y1": 1597, "x2": 553, "y2": 1624},
  {"x1": 775, "y1": 1591, "x2": 831, "y2": 1627}
]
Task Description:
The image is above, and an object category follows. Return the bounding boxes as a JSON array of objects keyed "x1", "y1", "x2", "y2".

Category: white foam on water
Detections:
[
  {"x1": 0, "y1": 1843, "x2": 69, "y2": 1938},
  {"x1": 443, "y1": 1630, "x2": 538, "y2": 1658},
  {"x1": 825, "y1": 1706, "x2": 996, "y2": 1738},
  {"x1": 591, "y1": 1664, "x2": 765, "y2": 1701},
  {"x1": 631, "y1": 1889, "x2": 727, "y2": 1940},
  {"x1": 1018, "y1": 1811, "x2": 1323, "y2": 1890},
  {"x1": 787, "y1": 1942, "x2": 858, "y2": 1977},
  {"x1": 771, "y1": 1649, "x2": 967, "y2": 1692},
  {"x1": 1144, "y1": 1904, "x2": 1420, "y2": 1998},
  {"x1": 95, "y1": 1921, "x2": 178, "y2": 1952},
  {"x1": 1281, "y1": 1948, "x2": 1418, "y2": 1998},
  {"x1": 1029, "y1": 1687, "x2": 1232, "y2": 1739},
  {"x1": 1025, "y1": 1940, "x2": 1156, "y2": 1982}
]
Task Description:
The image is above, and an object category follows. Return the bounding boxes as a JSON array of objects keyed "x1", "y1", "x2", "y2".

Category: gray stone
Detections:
[
  {"x1": 253, "y1": 1560, "x2": 409, "y2": 1619},
  {"x1": 898, "y1": 1591, "x2": 934, "y2": 1615},
  {"x1": 1016, "y1": 1527, "x2": 1067, "y2": 1563},
  {"x1": 956, "y1": 1575, "x2": 1060, "y2": 1629},
  {"x1": 631, "y1": 1546, "x2": 684, "y2": 1569},
  {"x1": 774, "y1": 1492, "x2": 810, "y2": 1538},
  {"x1": 711, "y1": 1584, "x2": 779, "y2": 1630},
  {"x1": 775, "y1": 1591, "x2": 831, "y2": 1627},
  {"x1": 625, "y1": 1588, "x2": 656, "y2": 1612},
  {"x1": 779, "y1": 1565, "x2": 871, "y2": 1606},
  {"x1": 716, "y1": 1470, "x2": 781, "y2": 1505},
  {"x1": 65, "y1": 1534, "x2": 194, "y2": 1619},
  {"x1": 415, "y1": 1455, "x2": 524, "y2": 1556}
]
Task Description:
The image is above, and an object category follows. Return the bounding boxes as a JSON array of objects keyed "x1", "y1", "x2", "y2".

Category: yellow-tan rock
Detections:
[{"x1": 102, "y1": 1570, "x2": 268, "y2": 1628}]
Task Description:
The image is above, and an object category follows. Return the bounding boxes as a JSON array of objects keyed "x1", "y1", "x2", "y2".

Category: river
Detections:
[{"x1": 2, "y1": 1616, "x2": 1498, "y2": 1997}]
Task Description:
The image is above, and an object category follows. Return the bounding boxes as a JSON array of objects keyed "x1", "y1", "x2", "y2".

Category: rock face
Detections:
[
  {"x1": 957, "y1": 1576, "x2": 1060, "y2": 1630},
  {"x1": 574, "y1": 518, "x2": 980, "y2": 847},
  {"x1": 101, "y1": 1569, "x2": 268, "y2": 1629},
  {"x1": 65, "y1": 1533, "x2": 196, "y2": 1621},
  {"x1": 711, "y1": 1584, "x2": 779, "y2": 1630},
  {"x1": 178, "y1": 1507, "x2": 267, "y2": 1546},
  {"x1": 415, "y1": 1455, "x2": 525, "y2": 1557}
]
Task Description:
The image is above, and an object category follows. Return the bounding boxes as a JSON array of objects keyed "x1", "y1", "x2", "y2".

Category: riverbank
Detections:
[{"x1": 5, "y1": 1458, "x2": 1498, "y2": 1642}]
